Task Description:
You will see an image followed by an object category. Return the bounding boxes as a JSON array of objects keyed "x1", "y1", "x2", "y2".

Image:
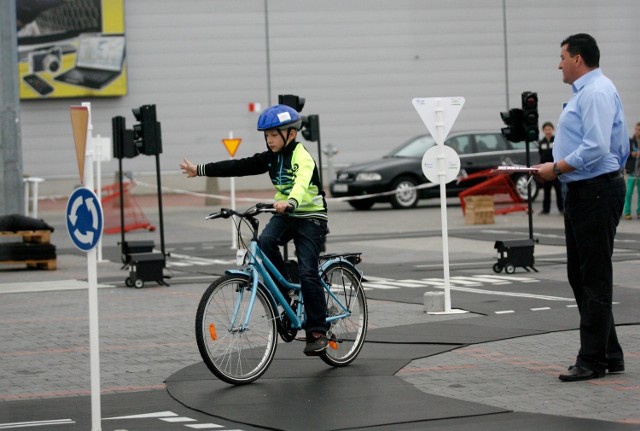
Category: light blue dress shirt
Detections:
[{"x1": 553, "y1": 69, "x2": 629, "y2": 182}]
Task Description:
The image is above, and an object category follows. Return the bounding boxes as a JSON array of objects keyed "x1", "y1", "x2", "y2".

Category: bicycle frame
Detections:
[{"x1": 225, "y1": 239, "x2": 355, "y2": 332}]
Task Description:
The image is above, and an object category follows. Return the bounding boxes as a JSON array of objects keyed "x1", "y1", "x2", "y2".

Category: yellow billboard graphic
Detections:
[{"x1": 17, "y1": 0, "x2": 127, "y2": 100}]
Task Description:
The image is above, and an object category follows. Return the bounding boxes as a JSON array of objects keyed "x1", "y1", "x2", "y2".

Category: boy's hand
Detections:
[
  {"x1": 273, "y1": 201, "x2": 292, "y2": 214},
  {"x1": 180, "y1": 158, "x2": 197, "y2": 177}
]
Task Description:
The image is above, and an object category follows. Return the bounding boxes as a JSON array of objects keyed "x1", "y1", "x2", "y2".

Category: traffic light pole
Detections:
[
  {"x1": 525, "y1": 138, "x2": 534, "y2": 241},
  {"x1": 154, "y1": 152, "x2": 166, "y2": 259}
]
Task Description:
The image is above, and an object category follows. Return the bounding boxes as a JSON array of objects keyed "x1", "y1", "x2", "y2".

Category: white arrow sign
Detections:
[{"x1": 412, "y1": 97, "x2": 465, "y2": 145}]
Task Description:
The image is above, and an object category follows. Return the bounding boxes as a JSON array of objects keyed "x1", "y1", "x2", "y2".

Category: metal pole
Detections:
[
  {"x1": 526, "y1": 139, "x2": 534, "y2": 240},
  {"x1": 315, "y1": 117, "x2": 323, "y2": 188},
  {"x1": 263, "y1": 0, "x2": 272, "y2": 106},
  {"x1": 229, "y1": 131, "x2": 237, "y2": 250},
  {"x1": 502, "y1": 0, "x2": 510, "y2": 109},
  {"x1": 155, "y1": 152, "x2": 166, "y2": 260},
  {"x1": 0, "y1": 0, "x2": 24, "y2": 215},
  {"x1": 435, "y1": 100, "x2": 452, "y2": 313},
  {"x1": 84, "y1": 152, "x2": 102, "y2": 431}
]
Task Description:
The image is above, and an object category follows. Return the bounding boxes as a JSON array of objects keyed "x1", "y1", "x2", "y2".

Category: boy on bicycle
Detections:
[{"x1": 179, "y1": 104, "x2": 330, "y2": 356}]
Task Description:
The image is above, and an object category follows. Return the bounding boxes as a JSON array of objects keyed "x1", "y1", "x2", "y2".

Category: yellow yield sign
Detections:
[{"x1": 222, "y1": 138, "x2": 242, "y2": 158}]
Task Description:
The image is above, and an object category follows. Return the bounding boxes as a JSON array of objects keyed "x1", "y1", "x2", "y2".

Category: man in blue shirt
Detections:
[{"x1": 535, "y1": 33, "x2": 628, "y2": 382}]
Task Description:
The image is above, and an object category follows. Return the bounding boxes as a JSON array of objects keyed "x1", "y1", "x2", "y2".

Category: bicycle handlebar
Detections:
[{"x1": 205, "y1": 203, "x2": 277, "y2": 220}]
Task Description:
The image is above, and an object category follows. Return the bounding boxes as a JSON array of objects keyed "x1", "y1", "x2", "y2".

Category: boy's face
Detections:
[{"x1": 264, "y1": 129, "x2": 295, "y2": 152}]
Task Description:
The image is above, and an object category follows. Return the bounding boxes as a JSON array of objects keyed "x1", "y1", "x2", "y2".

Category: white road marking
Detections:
[{"x1": 0, "y1": 419, "x2": 75, "y2": 429}]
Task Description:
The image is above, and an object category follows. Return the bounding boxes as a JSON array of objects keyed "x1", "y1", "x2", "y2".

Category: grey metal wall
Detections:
[{"x1": 18, "y1": 0, "x2": 640, "y2": 191}]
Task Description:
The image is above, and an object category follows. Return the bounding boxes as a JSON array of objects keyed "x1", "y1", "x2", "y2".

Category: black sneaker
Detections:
[{"x1": 303, "y1": 332, "x2": 328, "y2": 356}]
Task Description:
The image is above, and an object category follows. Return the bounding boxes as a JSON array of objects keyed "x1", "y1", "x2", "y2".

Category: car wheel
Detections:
[
  {"x1": 348, "y1": 199, "x2": 375, "y2": 211},
  {"x1": 390, "y1": 176, "x2": 419, "y2": 209},
  {"x1": 513, "y1": 174, "x2": 539, "y2": 202}
]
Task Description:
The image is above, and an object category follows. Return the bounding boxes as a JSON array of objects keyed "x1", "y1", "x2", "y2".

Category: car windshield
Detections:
[{"x1": 386, "y1": 135, "x2": 436, "y2": 158}]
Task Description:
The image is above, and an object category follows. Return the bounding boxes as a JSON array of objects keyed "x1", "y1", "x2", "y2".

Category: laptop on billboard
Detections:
[{"x1": 55, "y1": 33, "x2": 125, "y2": 89}]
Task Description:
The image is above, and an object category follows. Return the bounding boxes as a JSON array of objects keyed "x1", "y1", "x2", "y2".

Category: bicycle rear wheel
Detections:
[
  {"x1": 195, "y1": 274, "x2": 278, "y2": 385},
  {"x1": 320, "y1": 263, "x2": 368, "y2": 367}
]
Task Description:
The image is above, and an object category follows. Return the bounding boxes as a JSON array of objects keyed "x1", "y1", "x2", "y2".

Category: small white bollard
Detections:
[{"x1": 423, "y1": 291, "x2": 445, "y2": 313}]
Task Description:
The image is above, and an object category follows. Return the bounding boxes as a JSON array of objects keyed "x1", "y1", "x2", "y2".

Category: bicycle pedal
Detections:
[{"x1": 277, "y1": 312, "x2": 297, "y2": 343}]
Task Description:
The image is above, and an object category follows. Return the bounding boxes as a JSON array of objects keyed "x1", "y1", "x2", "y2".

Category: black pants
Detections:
[
  {"x1": 542, "y1": 178, "x2": 564, "y2": 213},
  {"x1": 564, "y1": 173, "x2": 625, "y2": 372},
  {"x1": 259, "y1": 215, "x2": 329, "y2": 335}
]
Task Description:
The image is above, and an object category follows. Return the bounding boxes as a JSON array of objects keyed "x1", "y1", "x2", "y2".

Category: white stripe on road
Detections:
[{"x1": 0, "y1": 419, "x2": 75, "y2": 429}]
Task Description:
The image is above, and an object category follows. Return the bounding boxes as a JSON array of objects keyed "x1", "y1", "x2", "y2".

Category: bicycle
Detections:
[{"x1": 195, "y1": 203, "x2": 368, "y2": 385}]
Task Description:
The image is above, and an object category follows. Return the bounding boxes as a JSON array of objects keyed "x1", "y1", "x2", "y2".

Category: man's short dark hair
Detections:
[
  {"x1": 542, "y1": 121, "x2": 554, "y2": 130},
  {"x1": 561, "y1": 33, "x2": 600, "y2": 68}
]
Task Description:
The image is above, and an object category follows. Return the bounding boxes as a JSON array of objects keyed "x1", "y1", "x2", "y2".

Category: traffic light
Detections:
[
  {"x1": 112, "y1": 116, "x2": 137, "y2": 159},
  {"x1": 521, "y1": 91, "x2": 539, "y2": 142},
  {"x1": 500, "y1": 108, "x2": 525, "y2": 143},
  {"x1": 301, "y1": 114, "x2": 320, "y2": 142},
  {"x1": 278, "y1": 94, "x2": 305, "y2": 113},
  {"x1": 132, "y1": 104, "x2": 162, "y2": 155}
]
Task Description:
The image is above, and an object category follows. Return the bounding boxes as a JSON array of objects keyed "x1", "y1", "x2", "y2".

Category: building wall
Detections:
[{"x1": 18, "y1": 0, "x2": 640, "y2": 195}]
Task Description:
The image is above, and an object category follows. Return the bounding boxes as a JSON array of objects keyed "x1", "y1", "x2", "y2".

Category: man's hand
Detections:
[
  {"x1": 179, "y1": 158, "x2": 197, "y2": 178},
  {"x1": 273, "y1": 201, "x2": 292, "y2": 214},
  {"x1": 534, "y1": 162, "x2": 555, "y2": 182}
]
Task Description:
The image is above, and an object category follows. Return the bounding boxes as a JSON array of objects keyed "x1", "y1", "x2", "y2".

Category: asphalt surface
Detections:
[{"x1": 0, "y1": 189, "x2": 639, "y2": 430}]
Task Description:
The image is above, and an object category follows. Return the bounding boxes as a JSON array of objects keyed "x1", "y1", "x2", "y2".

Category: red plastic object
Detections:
[
  {"x1": 101, "y1": 182, "x2": 156, "y2": 234},
  {"x1": 458, "y1": 169, "x2": 528, "y2": 216}
]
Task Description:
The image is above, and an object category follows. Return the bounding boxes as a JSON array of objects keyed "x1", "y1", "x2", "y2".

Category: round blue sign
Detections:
[{"x1": 66, "y1": 187, "x2": 103, "y2": 252}]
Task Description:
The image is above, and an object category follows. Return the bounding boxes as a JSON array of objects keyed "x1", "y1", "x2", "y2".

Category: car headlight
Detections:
[{"x1": 355, "y1": 172, "x2": 382, "y2": 181}]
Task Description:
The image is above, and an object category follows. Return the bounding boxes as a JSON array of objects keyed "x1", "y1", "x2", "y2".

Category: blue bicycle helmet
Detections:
[{"x1": 257, "y1": 104, "x2": 302, "y2": 131}]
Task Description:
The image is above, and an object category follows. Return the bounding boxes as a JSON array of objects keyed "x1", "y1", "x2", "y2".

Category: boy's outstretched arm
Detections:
[{"x1": 179, "y1": 158, "x2": 197, "y2": 178}]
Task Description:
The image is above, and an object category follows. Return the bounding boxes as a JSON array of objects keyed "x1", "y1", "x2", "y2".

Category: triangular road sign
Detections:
[
  {"x1": 412, "y1": 97, "x2": 465, "y2": 145},
  {"x1": 222, "y1": 138, "x2": 242, "y2": 158},
  {"x1": 69, "y1": 106, "x2": 89, "y2": 183}
]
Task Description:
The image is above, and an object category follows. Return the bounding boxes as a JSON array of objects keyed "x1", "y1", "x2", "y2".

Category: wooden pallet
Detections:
[
  {"x1": 0, "y1": 230, "x2": 56, "y2": 270},
  {"x1": 0, "y1": 230, "x2": 52, "y2": 244},
  {"x1": 0, "y1": 259, "x2": 57, "y2": 270}
]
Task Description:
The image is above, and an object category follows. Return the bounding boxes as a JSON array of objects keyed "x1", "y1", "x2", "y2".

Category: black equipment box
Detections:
[
  {"x1": 493, "y1": 239, "x2": 537, "y2": 274},
  {"x1": 125, "y1": 252, "x2": 167, "y2": 288}
]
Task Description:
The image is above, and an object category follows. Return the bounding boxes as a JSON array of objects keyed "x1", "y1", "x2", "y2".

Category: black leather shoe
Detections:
[
  {"x1": 607, "y1": 360, "x2": 625, "y2": 373},
  {"x1": 559, "y1": 365, "x2": 605, "y2": 382}
]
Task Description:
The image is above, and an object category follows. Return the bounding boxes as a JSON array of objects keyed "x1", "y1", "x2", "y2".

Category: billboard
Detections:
[{"x1": 17, "y1": 0, "x2": 127, "y2": 99}]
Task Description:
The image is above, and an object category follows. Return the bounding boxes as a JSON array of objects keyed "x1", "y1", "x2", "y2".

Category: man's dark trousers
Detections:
[{"x1": 564, "y1": 174, "x2": 625, "y2": 372}]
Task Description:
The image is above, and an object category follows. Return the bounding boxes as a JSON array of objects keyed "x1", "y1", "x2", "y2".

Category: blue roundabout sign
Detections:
[{"x1": 66, "y1": 187, "x2": 103, "y2": 252}]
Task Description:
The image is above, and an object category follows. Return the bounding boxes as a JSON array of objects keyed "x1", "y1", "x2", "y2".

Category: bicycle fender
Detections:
[
  {"x1": 319, "y1": 258, "x2": 364, "y2": 279},
  {"x1": 224, "y1": 269, "x2": 251, "y2": 277}
]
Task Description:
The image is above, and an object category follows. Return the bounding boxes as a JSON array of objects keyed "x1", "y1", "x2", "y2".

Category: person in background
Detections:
[
  {"x1": 534, "y1": 33, "x2": 628, "y2": 382},
  {"x1": 538, "y1": 121, "x2": 564, "y2": 214},
  {"x1": 622, "y1": 122, "x2": 640, "y2": 220}
]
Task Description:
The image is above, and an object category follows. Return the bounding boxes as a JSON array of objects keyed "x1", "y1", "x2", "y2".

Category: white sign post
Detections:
[
  {"x1": 412, "y1": 97, "x2": 467, "y2": 314},
  {"x1": 222, "y1": 131, "x2": 242, "y2": 249},
  {"x1": 68, "y1": 103, "x2": 103, "y2": 431}
]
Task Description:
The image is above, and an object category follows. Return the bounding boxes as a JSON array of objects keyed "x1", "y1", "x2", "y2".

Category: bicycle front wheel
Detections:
[
  {"x1": 195, "y1": 274, "x2": 278, "y2": 385},
  {"x1": 320, "y1": 263, "x2": 368, "y2": 367}
]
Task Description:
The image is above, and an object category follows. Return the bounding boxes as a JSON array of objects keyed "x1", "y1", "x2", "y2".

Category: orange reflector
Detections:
[
  {"x1": 329, "y1": 340, "x2": 338, "y2": 350},
  {"x1": 209, "y1": 323, "x2": 217, "y2": 340}
]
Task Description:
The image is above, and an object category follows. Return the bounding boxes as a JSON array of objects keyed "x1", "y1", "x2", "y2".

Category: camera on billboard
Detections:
[{"x1": 29, "y1": 47, "x2": 62, "y2": 73}]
